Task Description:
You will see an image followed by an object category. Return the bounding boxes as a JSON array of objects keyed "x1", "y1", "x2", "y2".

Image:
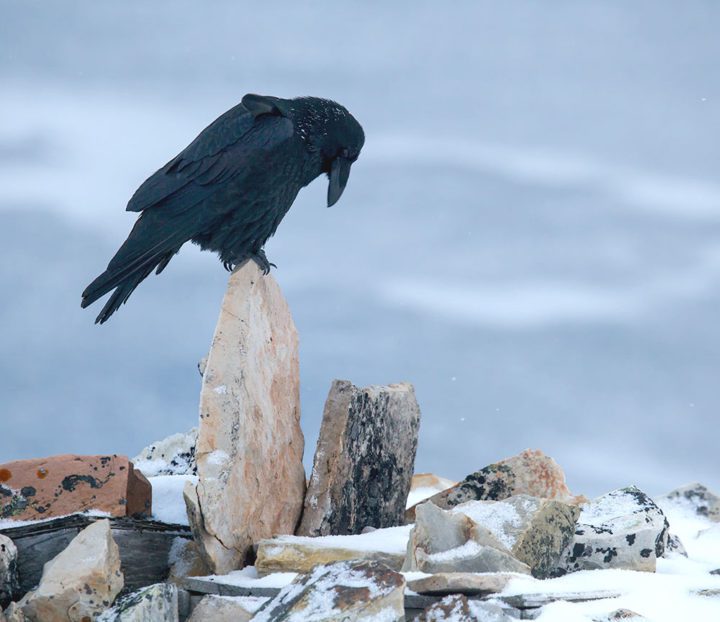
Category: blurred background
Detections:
[{"x1": 1, "y1": 1, "x2": 718, "y2": 497}]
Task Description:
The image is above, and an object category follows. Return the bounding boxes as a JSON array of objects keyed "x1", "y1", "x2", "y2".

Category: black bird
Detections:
[{"x1": 81, "y1": 94, "x2": 364, "y2": 323}]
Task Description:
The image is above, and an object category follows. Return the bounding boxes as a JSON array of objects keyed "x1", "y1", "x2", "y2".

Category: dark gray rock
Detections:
[
  {"x1": 298, "y1": 380, "x2": 421, "y2": 536},
  {"x1": 0, "y1": 535, "x2": 18, "y2": 609}
]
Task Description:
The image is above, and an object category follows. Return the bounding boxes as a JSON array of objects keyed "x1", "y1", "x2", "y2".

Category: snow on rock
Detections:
[
  {"x1": 185, "y1": 261, "x2": 306, "y2": 573},
  {"x1": 0, "y1": 535, "x2": 18, "y2": 608},
  {"x1": 413, "y1": 594, "x2": 515, "y2": 622},
  {"x1": 17, "y1": 519, "x2": 123, "y2": 621},
  {"x1": 297, "y1": 379, "x2": 420, "y2": 537},
  {"x1": 404, "y1": 495, "x2": 578, "y2": 578},
  {"x1": 133, "y1": 429, "x2": 197, "y2": 477},
  {"x1": 402, "y1": 500, "x2": 531, "y2": 575},
  {"x1": 97, "y1": 582, "x2": 177, "y2": 622},
  {"x1": 406, "y1": 449, "x2": 583, "y2": 522},
  {"x1": 148, "y1": 475, "x2": 196, "y2": 525},
  {"x1": 657, "y1": 483, "x2": 720, "y2": 523},
  {"x1": 406, "y1": 473, "x2": 457, "y2": 510},
  {"x1": 186, "y1": 594, "x2": 267, "y2": 622},
  {"x1": 560, "y1": 486, "x2": 668, "y2": 574},
  {"x1": 252, "y1": 559, "x2": 405, "y2": 622},
  {"x1": 255, "y1": 525, "x2": 412, "y2": 575}
]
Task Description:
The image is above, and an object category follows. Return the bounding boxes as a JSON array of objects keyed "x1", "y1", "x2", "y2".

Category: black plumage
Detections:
[{"x1": 81, "y1": 94, "x2": 364, "y2": 323}]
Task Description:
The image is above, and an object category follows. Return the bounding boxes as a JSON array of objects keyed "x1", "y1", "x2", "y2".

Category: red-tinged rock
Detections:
[{"x1": 0, "y1": 455, "x2": 151, "y2": 521}]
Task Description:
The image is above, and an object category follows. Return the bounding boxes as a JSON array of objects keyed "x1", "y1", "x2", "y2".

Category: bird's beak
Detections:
[{"x1": 327, "y1": 157, "x2": 352, "y2": 207}]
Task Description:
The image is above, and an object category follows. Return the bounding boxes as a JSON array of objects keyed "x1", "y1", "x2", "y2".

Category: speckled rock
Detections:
[
  {"x1": 185, "y1": 261, "x2": 306, "y2": 573},
  {"x1": 97, "y1": 583, "x2": 177, "y2": 621},
  {"x1": 404, "y1": 496, "x2": 578, "y2": 578},
  {"x1": 402, "y1": 501, "x2": 531, "y2": 575},
  {"x1": 133, "y1": 429, "x2": 197, "y2": 477},
  {"x1": 412, "y1": 594, "x2": 514, "y2": 622},
  {"x1": 255, "y1": 525, "x2": 410, "y2": 575},
  {"x1": 186, "y1": 595, "x2": 267, "y2": 622},
  {"x1": 0, "y1": 455, "x2": 151, "y2": 521},
  {"x1": 252, "y1": 560, "x2": 405, "y2": 622},
  {"x1": 658, "y1": 483, "x2": 720, "y2": 522},
  {"x1": 591, "y1": 609, "x2": 648, "y2": 621},
  {"x1": 18, "y1": 519, "x2": 123, "y2": 622},
  {"x1": 560, "y1": 486, "x2": 669, "y2": 573},
  {"x1": 407, "y1": 449, "x2": 582, "y2": 522},
  {"x1": 0, "y1": 535, "x2": 18, "y2": 608},
  {"x1": 297, "y1": 379, "x2": 420, "y2": 536}
]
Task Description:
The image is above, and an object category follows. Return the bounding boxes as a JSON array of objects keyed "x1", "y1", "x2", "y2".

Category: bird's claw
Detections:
[{"x1": 251, "y1": 250, "x2": 276, "y2": 275}]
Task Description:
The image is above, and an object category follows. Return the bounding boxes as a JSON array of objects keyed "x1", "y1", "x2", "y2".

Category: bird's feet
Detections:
[
  {"x1": 222, "y1": 250, "x2": 276, "y2": 275},
  {"x1": 251, "y1": 249, "x2": 277, "y2": 275}
]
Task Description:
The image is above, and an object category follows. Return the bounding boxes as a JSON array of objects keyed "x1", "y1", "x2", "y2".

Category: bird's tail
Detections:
[{"x1": 81, "y1": 215, "x2": 183, "y2": 324}]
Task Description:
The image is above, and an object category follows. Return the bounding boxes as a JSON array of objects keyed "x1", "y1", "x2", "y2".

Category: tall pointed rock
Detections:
[{"x1": 184, "y1": 261, "x2": 305, "y2": 573}]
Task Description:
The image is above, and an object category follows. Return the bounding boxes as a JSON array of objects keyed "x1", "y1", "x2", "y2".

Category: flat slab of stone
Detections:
[
  {"x1": 255, "y1": 525, "x2": 412, "y2": 575},
  {"x1": 185, "y1": 262, "x2": 305, "y2": 574},
  {"x1": 406, "y1": 572, "x2": 518, "y2": 596},
  {"x1": 251, "y1": 560, "x2": 405, "y2": 622},
  {"x1": 407, "y1": 449, "x2": 582, "y2": 522},
  {"x1": 0, "y1": 455, "x2": 151, "y2": 521},
  {"x1": 298, "y1": 379, "x2": 421, "y2": 536}
]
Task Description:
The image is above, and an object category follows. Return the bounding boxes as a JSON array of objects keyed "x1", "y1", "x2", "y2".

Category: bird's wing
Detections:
[{"x1": 126, "y1": 101, "x2": 294, "y2": 213}]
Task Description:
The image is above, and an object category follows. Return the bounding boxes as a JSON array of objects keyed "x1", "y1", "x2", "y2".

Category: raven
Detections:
[{"x1": 81, "y1": 94, "x2": 365, "y2": 324}]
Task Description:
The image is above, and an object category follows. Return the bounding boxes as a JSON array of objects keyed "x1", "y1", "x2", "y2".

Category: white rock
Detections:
[
  {"x1": 98, "y1": 583, "x2": 177, "y2": 622},
  {"x1": 186, "y1": 595, "x2": 267, "y2": 622},
  {"x1": 658, "y1": 483, "x2": 720, "y2": 522},
  {"x1": 252, "y1": 560, "x2": 405, "y2": 622},
  {"x1": 2, "y1": 603, "x2": 24, "y2": 622},
  {"x1": 18, "y1": 519, "x2": 123, "y2": 622},
  {"x1": 560, "y1": 486, "x2": 669, "y2": 573},
  {"x1": 133, "y1": 429, "x2": 197, "y2": 477},
  {"x1": 0, "y1": 535, "x2": 18, "y2": 607},
  {"x1": 185, "y1": 262, "x2": 306, "y2": 573}
]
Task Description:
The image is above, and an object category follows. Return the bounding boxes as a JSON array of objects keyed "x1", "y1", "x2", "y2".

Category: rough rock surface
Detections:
[
  {"x1": 133, "y1": 430, "x2": 197, "y2": 477},
  {"x1": 560, "y1": 486, "x2": 669, "y2": 573},
  {"x1": 255, "y1": 525, "x2": 411, "y2": 575},
  {"x1": 184, "y1": 261, "x2": 306, "y2": 573},
  {"x1": 97, "y1": 583, "x2": 177, "y2": 621},
  {"x1": 658, "y1": 483, "x2": 720, "y2": 522},
  {"x1": 0, "y1": 535, "x2": 18, "y2": 608},
  {"x1": 406, "y1": 572, "x2": 517, "y2": 596},
  {"x1": 413, "y1": 594, "x2": 514, "y2": 622},
  {"x1": 186, "y1": 595, "x2": 267, "y2": 622},
  {"x1": 0, "y1": 455, "x2": 151, "y2": 521},
  {"x1": 298, "y1": 379, "x2": 420, "y2": 536},
  {"x1": 591, "y1": 609, "x2": 648, "y2": 621},
  {"x1": 18, "y1": 519, "x2": 123, "y2": 621},
  {"x1": 167, "y1": 539, "x2": 210, "y2": 583},
  {"x1": 2, "y1": 603, "x2": 24, "y2": 622},
  {"x1": 407, "y1": 449, "x2": 582, "y2": 521},
  {"x1": 404, "y1": 496, "x2": 578, "y2": 578},
  {"x1": 252, "y1": 560, "x2": 405, "y2": 622}
]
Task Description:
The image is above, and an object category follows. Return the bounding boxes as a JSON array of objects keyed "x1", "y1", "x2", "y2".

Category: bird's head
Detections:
[{"x1": 242, "y1": 94, "x2": 365, "y2": 206}]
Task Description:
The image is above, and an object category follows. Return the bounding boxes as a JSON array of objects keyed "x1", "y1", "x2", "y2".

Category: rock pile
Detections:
[{"x1": 2, "y1": 264, "x2": 720, "y2": 621}]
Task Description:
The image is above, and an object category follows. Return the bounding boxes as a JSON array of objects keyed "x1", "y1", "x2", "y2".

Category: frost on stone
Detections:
[
  {"x1": 133, "y1": 428, "x2": 198, "y2": 477},
  {"x1": 252, "y1": 559, "x2": 405, "y2": 621},
  {"x1": 560, "y1": 486, "x2": 669, "y2": 573}
]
